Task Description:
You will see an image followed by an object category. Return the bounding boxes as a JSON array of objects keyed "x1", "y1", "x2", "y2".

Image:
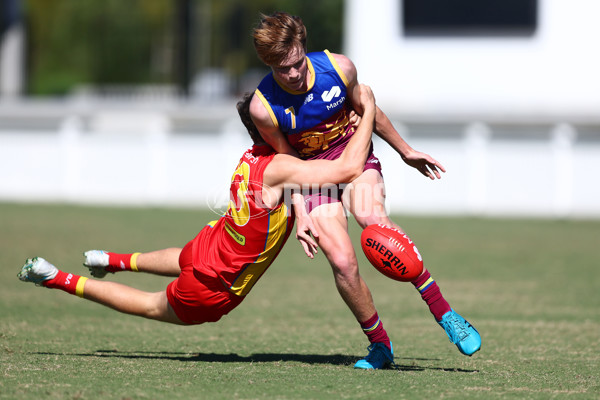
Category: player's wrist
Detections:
[{"x1": 399, "y1": 145, "x2": 416, "y2": 160}]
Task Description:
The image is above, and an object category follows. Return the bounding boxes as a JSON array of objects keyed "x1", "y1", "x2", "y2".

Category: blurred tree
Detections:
[
  {"x1": 196, "y1": 0, "x2": 344, "y2": 94},
  {"x1": 22, "y1": 0, "x2": 343, "y2": 96},
  {"x1": 25, "y1": 0, "x2": 174, "y2": 95}
]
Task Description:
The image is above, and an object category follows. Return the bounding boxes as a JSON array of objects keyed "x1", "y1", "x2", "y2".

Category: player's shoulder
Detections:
[
  {"x1": 327, "y1": 52, "x2": 357, "y2": 84},
  {"x1": 328, "y1": 52, "x2": 354, "y2": 69},
  {"x1": 249, "y1": 92, "x2": 272, "y2": 124},
  {"x1": 249, "y1": 92, "x2": 265, "y2": 114}
]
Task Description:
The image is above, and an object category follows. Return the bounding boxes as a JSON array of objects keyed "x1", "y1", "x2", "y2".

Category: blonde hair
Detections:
[{"x1": 253, "y1": 12, "x2": 307, "y2": 66}]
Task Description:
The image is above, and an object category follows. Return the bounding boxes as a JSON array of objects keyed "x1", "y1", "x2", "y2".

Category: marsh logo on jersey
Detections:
[
  {"x1": 321, "y1": 86, "x2": 341, "y2": 102},
  {"x1": 322, "y1": 86, "x2": 345, "y2": 111}
]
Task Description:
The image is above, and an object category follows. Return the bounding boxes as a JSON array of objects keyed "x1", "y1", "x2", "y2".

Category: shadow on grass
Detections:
[
  {"x1": 34, "y1": 350, "x2": 478, "y2": 372},
  {"x1": 392, "y1": 363, "x2": 479, "y2": 373}
]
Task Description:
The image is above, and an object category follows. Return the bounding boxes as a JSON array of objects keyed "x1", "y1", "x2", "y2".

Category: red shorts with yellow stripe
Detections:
[{"x1": 166, "y1": 239, "x2": 243, "y2": 325}]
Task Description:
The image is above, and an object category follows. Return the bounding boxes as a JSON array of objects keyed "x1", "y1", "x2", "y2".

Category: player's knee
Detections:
[
  {"x1": 143, "y1": 293, "x2": 171, "y2": 321},
  {"x1": 356, "y1": 214, "x2": 392, "y2": 230},
  {"x1": 143, "y1": 305, "x2": 162, "y2": 320},
  {"x1": 326, "y1": 250, "x2": 359, "y2": 277}
]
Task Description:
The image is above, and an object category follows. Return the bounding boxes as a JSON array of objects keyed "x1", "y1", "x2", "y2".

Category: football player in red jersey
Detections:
[
  {"x1": 17, "y1": 86, "x2": 377, "y2": 336},
  {"x1": 249, "y1": 12, "x2": 480, "y2": 368}
]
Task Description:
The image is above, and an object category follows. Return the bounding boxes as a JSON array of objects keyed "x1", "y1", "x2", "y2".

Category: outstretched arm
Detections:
[
  {"x1": 372, "y1": 104, "x2": 446, "y2": 180},
  {"x1": 333, "y1": 53, "x2": 446, "y2": 180}
]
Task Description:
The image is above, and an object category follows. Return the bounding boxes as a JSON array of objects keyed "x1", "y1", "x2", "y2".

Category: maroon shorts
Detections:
[
  {"x1": 304, "y1": 152, "x2": 382, "y2": 214},
  {"x1": 166, "y1": 240, "x2": 243, "y2": 325}
]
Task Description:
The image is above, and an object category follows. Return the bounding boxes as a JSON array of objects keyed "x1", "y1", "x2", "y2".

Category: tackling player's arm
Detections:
[
  {"x1": 333, "y1": 53, "x2": 446, "y2": 180},
  {"x1": 263, "y1": 84, "x2": 376, "y2": 199}
]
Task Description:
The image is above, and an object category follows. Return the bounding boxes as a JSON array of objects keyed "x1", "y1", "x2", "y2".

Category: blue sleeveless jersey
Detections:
[{"x1": 255, "y1": 50, "x2": 354, "y2": 159}]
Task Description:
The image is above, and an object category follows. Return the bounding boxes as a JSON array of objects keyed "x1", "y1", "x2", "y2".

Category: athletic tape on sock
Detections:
[
  {"x1": 130, "y1": 253, "x2": 141, "y2": 272},
  {"x1": 75, "y1": 277, "x2": 88, "y2": 298}
]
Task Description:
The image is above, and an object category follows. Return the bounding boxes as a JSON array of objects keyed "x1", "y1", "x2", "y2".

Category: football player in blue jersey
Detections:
[{"x1": 249, "y1": 11, "x2": 481, "y2": 369}]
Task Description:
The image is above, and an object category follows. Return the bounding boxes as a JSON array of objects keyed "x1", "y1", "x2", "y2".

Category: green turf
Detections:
[{"x1": 1, "y1": 202, "x2": 598, "y2": 399}]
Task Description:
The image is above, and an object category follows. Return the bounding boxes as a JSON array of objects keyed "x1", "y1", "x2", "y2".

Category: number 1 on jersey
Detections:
[{"x1": 285, "y1": 107, "x2": 296, "y2": 130}]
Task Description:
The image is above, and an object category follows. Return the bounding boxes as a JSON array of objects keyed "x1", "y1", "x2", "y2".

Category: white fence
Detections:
[{"x1": 1, "y1": 100, "x2": 599, "y2": 219}]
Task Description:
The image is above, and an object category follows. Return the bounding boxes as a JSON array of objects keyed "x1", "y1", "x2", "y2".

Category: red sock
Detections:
[
  {"x1": 412, "y1": 269, "x2": 452, "y2": 321},
  {"x1": 42, "y1": 270, "x2": 88, "y2": 297},
  {"x1": 360, "y1": 312, "x2": 391, "y2": 350},
  {"x1": 106, "y1": 252, "x2": 140, "y2": 273}
]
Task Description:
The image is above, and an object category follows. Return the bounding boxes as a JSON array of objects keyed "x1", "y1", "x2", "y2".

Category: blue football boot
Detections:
[
  {"x1": 354, "y1": 342, "x2": 394, "y2": 369},
  {"x1": 438, "y1": 309, "x2": 481, "y2": 356}
]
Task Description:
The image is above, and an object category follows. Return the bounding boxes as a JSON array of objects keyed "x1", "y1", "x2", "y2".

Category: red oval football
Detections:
[{"x1": 360, "y1": 224, "x2": 424, "y2": 282}]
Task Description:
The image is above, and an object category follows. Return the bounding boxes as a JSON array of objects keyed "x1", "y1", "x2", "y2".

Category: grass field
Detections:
[{"x1": 1, "y1": 202, "x2": 598, "y2": 399}]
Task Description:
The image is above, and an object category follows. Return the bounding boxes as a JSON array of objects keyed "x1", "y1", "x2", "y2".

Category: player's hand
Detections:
[
  {"x1": 348, "y1": 110, "x2": 362, "y2": 128},
  {"x1": 295, "y1": 213, "x2": 319, "y2": 258},
  {"x1": 402, "y1": 149, "x2": 446, "y2": 180},
  {"x1": 358, "y1": 84, "x2": 375, "y2": 113}
]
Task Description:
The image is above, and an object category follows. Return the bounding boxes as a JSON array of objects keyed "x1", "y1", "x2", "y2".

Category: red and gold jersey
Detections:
[{"x1": 192, "y1": 145, "x2": 295, "y2": 296}]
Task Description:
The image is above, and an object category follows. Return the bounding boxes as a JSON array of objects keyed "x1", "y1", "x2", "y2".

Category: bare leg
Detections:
[
  {"x1": 81, "y1": 279, "x2": 185, "y2": 325},
  {"x1": 345, "y1": 169, "x2": 426, "y2": 281},
  {"x1": 343, "y1": 169, "x2": 402, "y2": 231},
  {"x1": 135, "y1": 248, "x2": 182, "y2": 277},
  {"x1": 344, "y1": 171, "x2": 482, "y2": 355},
  {"x1": 309, "y1": 202, "x2": 376, "y2": 322},
  {"x1": 19, "y1": 257, "x2": 185, "y2": 325}
]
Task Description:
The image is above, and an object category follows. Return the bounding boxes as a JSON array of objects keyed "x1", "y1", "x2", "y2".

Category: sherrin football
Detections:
[{"x1": 360, "y1": 224, "x2": 424, "y2": 282}]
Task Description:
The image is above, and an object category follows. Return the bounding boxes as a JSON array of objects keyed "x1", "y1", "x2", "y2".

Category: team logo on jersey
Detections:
[
  {"x1": 321, "y1": 86, "x2": 341, "y2": 102},
  {"x1": 294, "y1": 110, "x2": 350, "y2": 157},
  {"x1": 224, "y1": 220, "x2": 246, "y2": 245}
]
